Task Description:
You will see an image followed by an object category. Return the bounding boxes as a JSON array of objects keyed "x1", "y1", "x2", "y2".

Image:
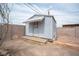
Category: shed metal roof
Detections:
[
  {"x1": 24, "y1": 15, "x2": 44, "y2": 23},
  {"x1": 24, "y1": 14, "x2": 56, "y2": 23}
]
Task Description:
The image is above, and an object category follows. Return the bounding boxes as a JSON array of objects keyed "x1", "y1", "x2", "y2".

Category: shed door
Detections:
[{"x1": 33, "y1": 22, "x2": 39, "y2": 36}]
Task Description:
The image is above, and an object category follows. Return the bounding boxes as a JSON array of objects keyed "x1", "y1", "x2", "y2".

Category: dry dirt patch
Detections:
[{"x1": 0, "y1": 38, "x2": 79, "y2": 56}]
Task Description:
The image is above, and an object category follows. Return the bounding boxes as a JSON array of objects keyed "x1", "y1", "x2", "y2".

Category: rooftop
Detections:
[{"x1": 24, "y1": 14, "x2": 56, "y2": 23}]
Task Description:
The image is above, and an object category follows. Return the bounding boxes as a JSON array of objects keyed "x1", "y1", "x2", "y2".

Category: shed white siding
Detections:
[
  {"x1": 52, "y1": 17, "x2": 57, "y2": 40},
  {"x1": 44, "y1": 16, "x2": 56, "y2": 39},
  {"x1": 25, "y1": 21, "x2": 45, "y2": 37},
  {"x1": 25, "y1": 15, "x2": 56, "y2": 40}
]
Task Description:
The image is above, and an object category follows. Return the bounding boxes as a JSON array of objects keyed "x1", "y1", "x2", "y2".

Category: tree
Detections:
[{"x1": 0, "y1": 3, "x2": 11, "y2": 46}]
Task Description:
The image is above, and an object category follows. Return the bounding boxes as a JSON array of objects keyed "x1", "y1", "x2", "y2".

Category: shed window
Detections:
[{"x1": 33, "y1": 22, "x2": 39, "y2": 28}]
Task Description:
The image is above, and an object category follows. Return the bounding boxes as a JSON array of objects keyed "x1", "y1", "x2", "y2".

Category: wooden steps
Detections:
[{"x1": 22, "y1": 36, "x2": 48, "y2": 43}]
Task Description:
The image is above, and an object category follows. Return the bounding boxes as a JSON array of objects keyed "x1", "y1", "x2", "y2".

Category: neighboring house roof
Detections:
[
  {"x1": 63, "y1": 24, "x2": 79, "y2": 26},
  {"x1": 24, "y1": 14, "x2": 56, "y2": 23},
  {"x1": 63, "y1": 24, "x2": 79, "y2": 27}
]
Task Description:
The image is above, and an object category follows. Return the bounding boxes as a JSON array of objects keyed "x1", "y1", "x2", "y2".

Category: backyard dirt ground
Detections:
[{"x1": 0, "y1": 27, "x2": 79, "y2": 56}]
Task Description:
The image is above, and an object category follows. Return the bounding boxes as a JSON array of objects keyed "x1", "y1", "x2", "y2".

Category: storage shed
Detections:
[{"x1": 24, "y1": 14, "x2": 57, "y2": 40}]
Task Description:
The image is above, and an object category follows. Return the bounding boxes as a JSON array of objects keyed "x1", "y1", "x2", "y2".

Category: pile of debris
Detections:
[{"x1": 0, "y1": 47, "x2": 15, "y2": 56}]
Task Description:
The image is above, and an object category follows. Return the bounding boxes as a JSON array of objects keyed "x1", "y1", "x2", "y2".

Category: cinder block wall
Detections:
[
  {"x1": 57, "y1": 26, "x2": 79, "y2": 43},
  {"x1": 0, "y1": 24, "x2": 25, "y2": 40}
]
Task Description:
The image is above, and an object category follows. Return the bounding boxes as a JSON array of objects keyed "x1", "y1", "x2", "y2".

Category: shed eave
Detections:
[{"x1": 24, "y1": 16, "x2": 44, "y2": 23}]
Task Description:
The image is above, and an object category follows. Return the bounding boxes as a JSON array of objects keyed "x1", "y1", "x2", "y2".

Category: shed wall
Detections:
[
  {"x1": 44, "y1": 16, "x2": 54, "y2": 39},
  {"x1": 26, "y1": 21, "x2": 45, "y2": 37},
  {"x1": 52, "y1": 18, "x2": 57, "y2": 39}
]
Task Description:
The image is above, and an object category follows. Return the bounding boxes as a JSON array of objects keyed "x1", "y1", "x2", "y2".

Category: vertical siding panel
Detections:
[{"x1": 44, "y1": 16, "x2": 53, "y2": 39}]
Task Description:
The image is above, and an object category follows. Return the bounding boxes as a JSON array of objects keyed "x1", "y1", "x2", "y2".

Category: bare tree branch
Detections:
[{"x1": 0, "y1": 3, "x2": 11, "y2": 46}]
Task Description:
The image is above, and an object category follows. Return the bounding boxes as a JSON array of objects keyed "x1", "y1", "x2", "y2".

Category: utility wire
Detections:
[
  {"x1": 28, "y1": 3, "x2": 41, "y2": 13},
  {"x1": 23, "y1": 3, "x2": 41, "y2": 14}
]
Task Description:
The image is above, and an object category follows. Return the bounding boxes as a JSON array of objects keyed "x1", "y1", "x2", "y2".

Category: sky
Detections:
[{"x1": 9, "y1": 3, "x2": 79, "y2": 27}]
